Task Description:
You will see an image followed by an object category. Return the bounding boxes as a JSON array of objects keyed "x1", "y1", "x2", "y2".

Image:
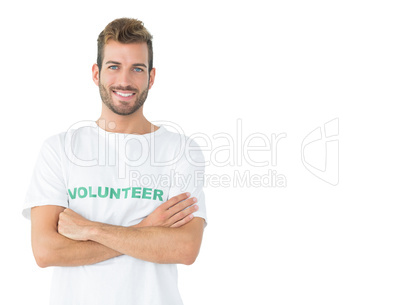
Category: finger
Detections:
[
  {"x1": 168, "y1": 197, "x2": 197, "y2": 216},
  {"x1": 58, "y1": 211, "x2": 66, "y2": 221},
  {"x1": 162, "y1": 192, "x2": 191, "y2": 210},
  {"x1": 169, "y1": 204, "x2": 199, "y2": 226},
  {"x1": 171, "y1": 213, "x2": 194, "y2": 228},
  {"x1": 60, "y1": 208, "x2": 72, "y2": 217},
  {"x1": 65, "y1": 208, "x2": 78, "y2": 216}
]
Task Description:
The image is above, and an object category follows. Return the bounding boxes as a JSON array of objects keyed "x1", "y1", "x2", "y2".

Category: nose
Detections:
[{"x1": 116, "y1": 68, "x2": 132, "y2": 87}]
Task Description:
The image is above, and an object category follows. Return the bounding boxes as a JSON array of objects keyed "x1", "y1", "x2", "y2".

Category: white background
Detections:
[{"x1": 1, "y1": 0, "x2": 401, "y2": 304}]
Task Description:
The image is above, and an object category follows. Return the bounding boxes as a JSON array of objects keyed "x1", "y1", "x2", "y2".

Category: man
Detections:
[{"x1": 23, "y1": 18, "x2": 207, "y2": 305}]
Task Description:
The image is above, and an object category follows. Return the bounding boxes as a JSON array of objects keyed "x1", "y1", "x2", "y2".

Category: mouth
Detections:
[{"x1": 112, "y1": 90, "x2": 136, "y2": 100}]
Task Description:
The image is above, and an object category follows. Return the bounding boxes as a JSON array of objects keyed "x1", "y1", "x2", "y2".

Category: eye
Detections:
[
  {"x1": 133, "y1": 67, "x2": 144, "y2": 72},
  {"x1": 108, "y1": 65, "x2": 118, "y2": 70}
]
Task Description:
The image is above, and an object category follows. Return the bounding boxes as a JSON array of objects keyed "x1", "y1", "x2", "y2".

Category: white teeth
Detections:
[{"x1": 115, "y1": 91, "x2": 134, "y2": 97}]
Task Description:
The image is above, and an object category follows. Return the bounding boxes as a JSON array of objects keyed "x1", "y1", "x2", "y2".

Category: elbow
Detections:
[
  {"x1": 32, "y1": 230, "x2": 65, "y2": 268},
  {"x1": 33, "y1": 249, "x2": 51, "y2": 268},
  {"x1": 32, "y1": 241, "x2": 55, "y2": 268},
  {"x1": 182, "y1": 255, "x2": 197, "y2": 266},
  {"x1": 180, "y1": 241, "x2": 201, "y2": 266},
  {"x1": 36, "y1": 259, "x2": 50, "y2": 269},
  {"x1": 178, "y1": 224, "x2": 204, "y2": 265}
]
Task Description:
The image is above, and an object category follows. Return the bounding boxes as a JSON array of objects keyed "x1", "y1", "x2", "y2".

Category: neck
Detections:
[{"x1": 96, "y1": 105, "x2": 159, "y2": 135}]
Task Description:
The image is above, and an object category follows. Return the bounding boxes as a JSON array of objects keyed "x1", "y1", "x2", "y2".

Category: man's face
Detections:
[{"x1": 92, "y1": 40, "x2": 155, "y2": 116}]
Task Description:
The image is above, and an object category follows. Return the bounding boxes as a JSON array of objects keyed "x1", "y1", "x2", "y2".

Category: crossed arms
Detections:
[{"x1": 31, "y1": 193, "x2": 204, "y2": 268}]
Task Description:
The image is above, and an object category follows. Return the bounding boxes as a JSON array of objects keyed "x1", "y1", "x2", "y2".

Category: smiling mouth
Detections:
[{"x1": 113, "y1": 91, "x2": 136, "y2": 97}]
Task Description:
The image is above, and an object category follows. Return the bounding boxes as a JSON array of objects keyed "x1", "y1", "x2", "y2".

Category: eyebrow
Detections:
[{"x1": 105, "y1": 61, "x2": 148, "y2": 69}]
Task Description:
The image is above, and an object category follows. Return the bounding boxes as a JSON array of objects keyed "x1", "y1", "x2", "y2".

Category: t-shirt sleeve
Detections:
[
  {"x1": 22, "y1": 136, "x2": 69, "y2": 220},
  {"x1": 167, "y1": 138, "x2": 207, "y2": 226}
]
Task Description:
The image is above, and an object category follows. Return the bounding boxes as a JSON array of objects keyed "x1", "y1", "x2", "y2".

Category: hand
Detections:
[
  {"x1": 58, "y1": 209, "x2": 94, "y2": 241},
  {"x1": 139, "y1": 192, "x2": 198, "y2": 228}
]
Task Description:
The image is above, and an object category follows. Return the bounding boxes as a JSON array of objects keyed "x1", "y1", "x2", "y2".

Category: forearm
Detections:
[
  {"x1": 55, "y1": 195, "x2": 203, "y2": 266},
  {"x1": 35, "y1": 222, "x2": 145, "y2": 268},
  {"x1": 88, "y1": 220, "x2": 202, "y2": 265},
  {"x1": 33, "y1": 230, "x2": 121, "y2": 268}
]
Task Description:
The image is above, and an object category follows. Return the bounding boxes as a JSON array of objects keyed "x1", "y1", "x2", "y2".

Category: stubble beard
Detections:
[{"x1": 99, "y1": 81, "x2": 149, "y2": 116}]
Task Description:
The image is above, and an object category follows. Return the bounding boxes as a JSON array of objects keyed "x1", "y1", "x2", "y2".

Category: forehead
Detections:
[{"x1": 103, "y1": 40, "x2": 149, "y2": 65}]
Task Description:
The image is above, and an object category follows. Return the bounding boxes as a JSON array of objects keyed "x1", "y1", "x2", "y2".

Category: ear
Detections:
[
  {"x1": 148, "y1": 67, "x2": 156, "y2": 90},
  {"x1": 92, "y1": 64, "x2": 100, "y2": 86}
]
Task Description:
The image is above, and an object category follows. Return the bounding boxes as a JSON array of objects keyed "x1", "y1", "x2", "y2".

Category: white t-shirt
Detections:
[{"x1": 23, "y1": 122, "x2": 207, "y2": 305}]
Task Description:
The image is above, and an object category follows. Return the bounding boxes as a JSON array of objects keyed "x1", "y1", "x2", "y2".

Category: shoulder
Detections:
[
  {"x1": 40, "y1": 121, "x2": 98, "y2": 157},
  {"x1": 159, "y1": 125, "x2": 203, "y2": 150},
  {"x1": 159, "y1": 125, "x2": 205, "y2": 166},
  {"x1": 40, "y1": 132, "x2": 67, "y2": 154}
]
